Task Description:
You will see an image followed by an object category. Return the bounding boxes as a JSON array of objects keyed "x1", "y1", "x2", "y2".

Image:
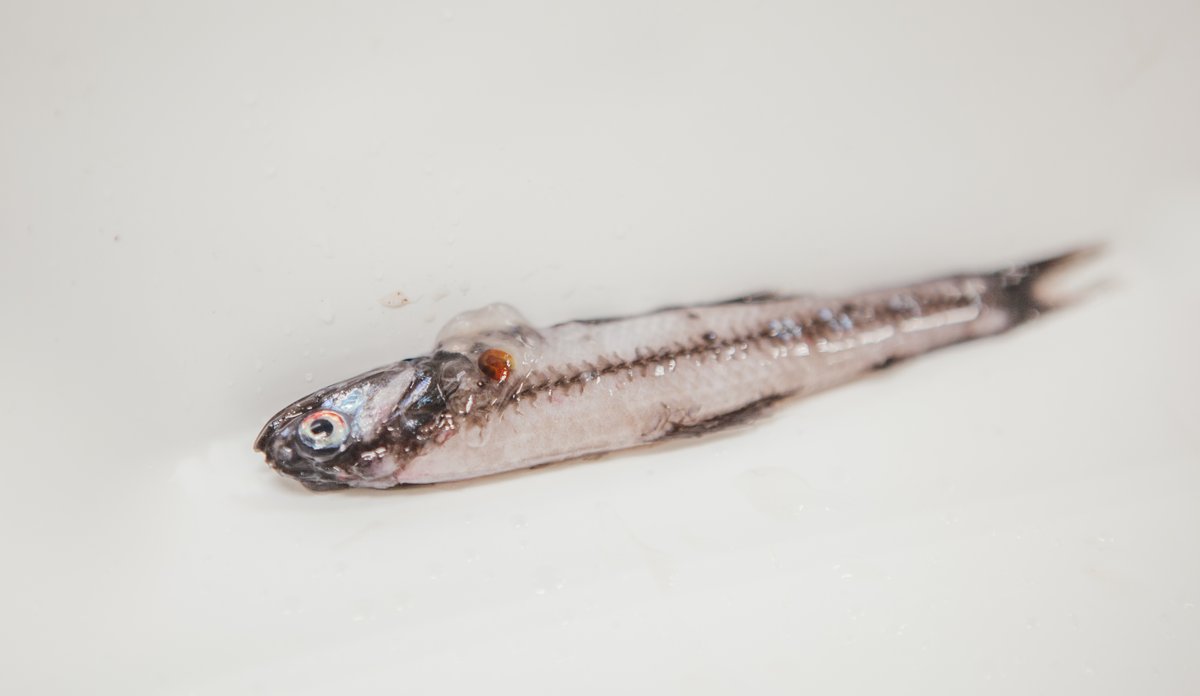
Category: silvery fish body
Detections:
[{"x1": 255, "y1": 250, "x2": 1090, "y2": 490}]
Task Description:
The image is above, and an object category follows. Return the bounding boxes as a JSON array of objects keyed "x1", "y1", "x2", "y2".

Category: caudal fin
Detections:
[{"x1": 991, "y1": 245, "x2": 1106, "y2": 324}]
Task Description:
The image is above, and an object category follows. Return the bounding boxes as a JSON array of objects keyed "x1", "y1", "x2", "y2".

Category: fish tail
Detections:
[{"x1": 990, "y1": 245, "x2": 1106, "y2": 324}]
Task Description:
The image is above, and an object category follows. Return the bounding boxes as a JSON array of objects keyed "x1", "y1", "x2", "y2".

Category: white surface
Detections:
[{"x1": 2, "y1": 2, "x2": 1199, "y2": 693}]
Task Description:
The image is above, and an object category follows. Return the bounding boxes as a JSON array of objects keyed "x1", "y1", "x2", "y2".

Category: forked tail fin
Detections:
[{"x1": 991, "y1": 245, "x2": 1106, "y2": 324}]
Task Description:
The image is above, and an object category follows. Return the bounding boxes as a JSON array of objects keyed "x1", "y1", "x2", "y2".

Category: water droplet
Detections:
[
  {"x1": 304, "y1": 372, "x2": 314, "y2": 382},
  {"x1": 316, "y1": 298, "x2": 335, "y2": 324}
]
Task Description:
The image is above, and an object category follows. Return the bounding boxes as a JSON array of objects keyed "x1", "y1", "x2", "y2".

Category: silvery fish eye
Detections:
[{"x1": 298, "y1": 410, "x2": 349, "y2": 450}]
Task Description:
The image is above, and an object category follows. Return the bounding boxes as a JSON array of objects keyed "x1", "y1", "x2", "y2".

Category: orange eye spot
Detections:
[{"x1": 478, "y1": 348, "x2": 514, "y2": 383}]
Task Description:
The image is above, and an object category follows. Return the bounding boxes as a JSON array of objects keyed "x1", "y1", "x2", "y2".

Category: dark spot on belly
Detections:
[
  {"x1": 657, "y1": 393, "x2": 790, "y2": 441},
  {"x1": 872, "y1": 356, "x2": 906, "y2": 371}
]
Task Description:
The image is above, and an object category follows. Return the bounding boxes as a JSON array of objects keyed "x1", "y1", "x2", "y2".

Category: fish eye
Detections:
[{"x1": 298, "y1": 410, "x2": 349, "y2": 450}]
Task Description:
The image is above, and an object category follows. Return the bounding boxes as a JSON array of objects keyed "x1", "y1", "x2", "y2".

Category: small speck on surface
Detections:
[{"x1": 380, "y1": 291, "x2": 410, "y2": 309}]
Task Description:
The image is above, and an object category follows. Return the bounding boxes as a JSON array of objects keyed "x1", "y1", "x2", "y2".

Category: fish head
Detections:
[
  {"x1": 253, "y1": 359, "x2": 456, "y2": 490},
  {"x1": 255, "y1": 303, "x2": 543, "y2": 490}
]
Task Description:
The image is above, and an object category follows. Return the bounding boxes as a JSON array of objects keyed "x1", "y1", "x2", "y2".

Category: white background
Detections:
[{"x1": 2, "y1": 1, "x2": 1199, "y2": 693}]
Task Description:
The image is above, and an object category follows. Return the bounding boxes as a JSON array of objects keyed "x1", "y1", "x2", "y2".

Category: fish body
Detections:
[{"x1": 255, "y1": 250, "x2": 1091, "y2": 490}]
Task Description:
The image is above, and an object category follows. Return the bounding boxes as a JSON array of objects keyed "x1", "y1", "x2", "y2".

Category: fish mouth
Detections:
[
  {"x1": 252, "y1": 424, "x2": 274, "y2": 454},
  {"x1": 258, "y1": 434, "x2": 353, "y2": 491}
]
